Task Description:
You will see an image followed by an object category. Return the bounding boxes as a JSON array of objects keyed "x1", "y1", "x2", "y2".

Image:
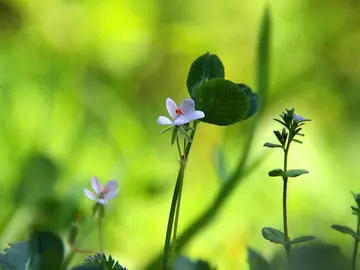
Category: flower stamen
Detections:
[{"x1": 175, "y1": 108, "x2": 184, "y2": 116}]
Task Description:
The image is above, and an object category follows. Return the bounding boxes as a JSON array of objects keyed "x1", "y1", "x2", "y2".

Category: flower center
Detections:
[{"x1": 175, "y1": 108, "x2": 184, "y2": 116}]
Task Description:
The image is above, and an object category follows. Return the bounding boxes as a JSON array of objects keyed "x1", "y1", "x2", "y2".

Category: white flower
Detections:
[
  {"x1": 84, "y1": 176, "x2": 119, "y2": 204},
  {"x1": 157, "y1": 98, "x2": 205, "y2": 126}
]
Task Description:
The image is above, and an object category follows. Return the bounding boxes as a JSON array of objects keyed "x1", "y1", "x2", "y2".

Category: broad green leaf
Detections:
[
  {"x1": 195, "y1": 78, "x2": 250, "y2": 126},
  {"x1": 0, "y1": 241, "x2": 30, "y2": 270},
  {"x1": 187, "y1": 52, "x2": 225, "y2": 99},
  {"x1": 263, "y1": 142, "x2": 282, "y2": 148},
  {"x1": 247, "y1": 247, "x2": 273, "y2": 270},
  {"x1": 290, "y1": 235, "x2": 316, "y2": 245},
  {"x1": 285, "y1": 169, "x2": 309, "y2": 178},
  {"x1": 331, "y1": 225, "x2": 360, "y2": 241},
  {"x1": 268, "y1": 169, "x2": 285, "y2": 177},
  {"x1": 237, "y1": 83, "x2": 259, "y2": 119},
  {"x1": 29, "y1": 230, "x2": 64, "y2": 270},
  {"x1": 262, "y1": 227, "x2": 287, "y2": 244}
]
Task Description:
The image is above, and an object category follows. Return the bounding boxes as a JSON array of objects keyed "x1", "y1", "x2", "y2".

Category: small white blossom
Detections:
[
  {"x1": 84, "y1": 176, "x2": 119, "y2": 204},
  {"x1": 157, "y1": 98, "x2": 205, "y2": 126}
]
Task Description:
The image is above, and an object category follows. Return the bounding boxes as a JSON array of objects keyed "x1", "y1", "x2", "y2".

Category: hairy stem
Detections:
[
  {"x1": 283, "y1": 141, "x2": 291, "y2": 261},
  {"x1": 162, "y1": 122, "x2": 198, "y2": 270},
  {"x1": 352, "y1": 216, "x2": 360, "y2": 270}
]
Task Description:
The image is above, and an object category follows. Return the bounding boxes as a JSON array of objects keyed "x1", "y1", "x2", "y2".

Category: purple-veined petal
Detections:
[
  {"x1": 157, "y1": 116, "x2": 173, "y2": 126},
  {"x1": 104, "y1": 189, "x2": 119, "y2": 201},
  {"x1": 104, "y1": 180, "x2": 118, "y2": 194},
  {"x1": 84, "y1": 189, "x2": 97, "y2": 200},
  {"x1": 179, "y1": 99, "x2": 195, "y2": 115},
  {"x1": 173, "y1": 115, "x2": 191, "y2": 126},
  {"x1": 91, "y1": 176, "x2": 102, "y2": 194},
  {"x1": 166, "y1": 98, "x2": 178, "y2": 119},
  {"x1": 187, "y1": 110, "x2": 205, "y2": 121}
]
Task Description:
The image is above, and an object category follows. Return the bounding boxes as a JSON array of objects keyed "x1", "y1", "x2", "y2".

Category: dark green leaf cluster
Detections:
[
  {"x1": 174, "y1": 256, "x2": 216, "y2": 270},
  {"x1": 264, "y1": 108, "x2": 311, "y2": 149},
  {"x1": 351, "y1": 191, "x2": 360, "y2": 216},
  {"x1": 83, "y1": 253, "x2": 128, "y2": 270},
  {"x1": 262, "y1": 227, "x2": 315, "y2": 246},
  {"x1": 186, "y1": 52, "x2": 259, "y2": 126}
]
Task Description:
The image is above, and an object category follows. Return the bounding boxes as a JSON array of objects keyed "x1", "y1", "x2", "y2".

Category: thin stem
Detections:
[
  {"x1": 98, "y1": 212, "x2": 103, "y2": 253},
  {"x1": 176, "y1": 137, "x2": 182, "y2": 158},
  {"x1": 352, "y1": 216, "x2": 360, "y2": 270},
  {"x1": 162, "y1": 122, "x2": 198, "y2": 270},
  {"x1": 170, "y1": 163, "x2": 185, "y2": 267},
  {"x1": 283, "y1": 140, "x2": 291, "y2": 262}
]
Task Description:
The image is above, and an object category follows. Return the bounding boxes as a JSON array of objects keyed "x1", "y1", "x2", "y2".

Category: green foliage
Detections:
[
  {"x1": 263, "y1": 142, "x2": 282, "y2": 149},
  {"x1": 261, "y1": 227, "x2": 288, "y2": 245},
  {"x1": 194, "y1": 78, "x2": 250, "y2": 126},
  {"x1": 0, "y1": 241, "x2": 30, "y2": 270},
  {"x1": 186, "y1": 52, "x2": 225, "y2": 99},
  {"x1": 284, "y1": 170, "x2": 309, "y2": 178},
  {"x1": 289, "y1": 236, "x2": 316, "y2": 245},
  {"x1": 236, "y1": 83, "x2": 259, "y2": 119},
  {"x1": 268, "y1": 169, "x2": 285, "y2": 177},
  {"x1": 77, "y1": 253, "x2": 128, "y2": 270},
  {"x1": 29, "y1": 230, "x2": 64, "y2": 270},
  {"x1": 247, "y1": 248, "x2": 273, "y2": 270},
  {"x1": 174, "y1": 256, "x2": 216, "y2": 270},
  {"x1": 331, "y1": 225, "x2": 360, "y2": 241}
]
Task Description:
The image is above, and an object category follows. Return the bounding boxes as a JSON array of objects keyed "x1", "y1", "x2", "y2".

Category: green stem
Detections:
[
  {"x1": 98, "y1": 211, "x2": 103, "y2": 253},
  {"x1": 283, "y1": 140, "x2": 291, "y2": 261},
  {"x1": 162, "y1": 122, "x2": 198, "y2": 270},
  {"x1": 352, "y1": 216, "x2": 360, "y2": 270}
]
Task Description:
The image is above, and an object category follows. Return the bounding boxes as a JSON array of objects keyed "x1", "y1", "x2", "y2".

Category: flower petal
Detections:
[
  {"x1": 179, "y1": 99, "x2": 195, "y2": 115},
  {"x1": 91, "y1": 176, "x2": 101, "y2": 194},
  {"x1": 188, "y1": 110, "x2": 205, "y2": 121},
  {"x1": 84, "y1": 189, "x2": 96, "y2": 200},
  {"x1": 97, "y1": 199, "x2": 107, "y2": 204},
  {"x1": 166, "y1": 98, "x2": 178, "y2": 119},
  {"x1": 104, "y1": 189, "x2": 119, "y2": 201},
  {"x1": 293, "y1": 113, "x2": 306, "y2": 122},
  {"x1": 157, "y1": 116, "x2": 174, "y2": 126},
  {"x1": 173, "y1": 115, "x2": 191, "y2": 126},
  {"x1": 104, "y1": 180, "x2": 118, "y2": 194},
  {"x1": 173, "y1": 110, "x2": 205, "y2": 126}
]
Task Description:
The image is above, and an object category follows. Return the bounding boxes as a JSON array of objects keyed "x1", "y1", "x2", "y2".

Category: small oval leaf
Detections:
[
  {"x1": 195, "y1": 78, "x2": 250, "y2": 126},
  {"x1": 262, "y1": 227, "x2": 287, "y2": 244},
  {"x1": 285, "y1": 169, "x2": 309, "y2": 178},
  {"x1": 264, "y1": 142, "x2": 283, "y2": 148},
  {"x1": 187, "y1": 52, "x2": 225, "y2": 99},
  {"x1": 289, "y1": 235, "x2": 316, "y2": 245},
  {"x1": 237, "y1": 83, "x2": 259, "y2": 119},
  {"x1": 268, "y1": 169, "x2": 285, "y2": 177},
  {"x1": 331, "y1": 225, "x2": 360, "y2": 241}
]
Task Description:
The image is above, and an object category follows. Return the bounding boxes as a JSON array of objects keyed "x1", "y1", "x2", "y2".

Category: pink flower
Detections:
[{"x1": 84, "y1": 176, "x2": 119, "y2": 204}]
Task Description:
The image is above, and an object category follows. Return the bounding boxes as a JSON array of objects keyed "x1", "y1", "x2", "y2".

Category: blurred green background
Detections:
[{"x1": 1, "y1": 0, "x2": 360, "y2": 269}]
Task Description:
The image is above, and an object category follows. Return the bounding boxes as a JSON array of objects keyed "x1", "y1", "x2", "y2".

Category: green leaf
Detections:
[
  {"x1": 331, "y1": 225, "x2": 360, "y2": 241},
  {"x1": 237, "y1": 83, "x2": 259, "y2": 119},
  {"x1": 293, "y1": 139, "x2": 303, "y2": 144},
  {"x1": 178, "y1": 126, "x2": 192, "y2": 143},
  {"x1": 174, "y1": 256, "x2": 216, "y2": 270},
  {"x1": 268, "y1": 169, "x2": 285, "y2": 177},
  {"x1": 284, "y1": 169, "x2": 309, "y2": 178},
  {"x1": 195, "y1": 78, "x2": 250, "y2": 126},
  {"x1": 171, "y1": 126, "x2": 178, "y2": 145},
  {"x1": 263, "y1": 142, "x2": 282, "y2": 148},
  {"x1": 290, "y1": 235, "x2": 316, "y2": 245},
  {"x1": 83, "y1": 253, "x2": 128, "y2": 270},
  {"x1": 29, "y1": 230, "x2": 64, "y2": 270},
  {"x1": 187, "y1": 52, "x2": 225, "y2": 99},
  {"x1": 71, "y1": 265, "x2": 104, "y2": 270},
  {"x1": 247, "y1": 248, "x2": 273, "y2": 270},
  {"x1": 262, "y1": 227, "x2": 287, "y2": 244},
  {"x1": 0, "y1": 241, "x2": 30, "y2": 270}
]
